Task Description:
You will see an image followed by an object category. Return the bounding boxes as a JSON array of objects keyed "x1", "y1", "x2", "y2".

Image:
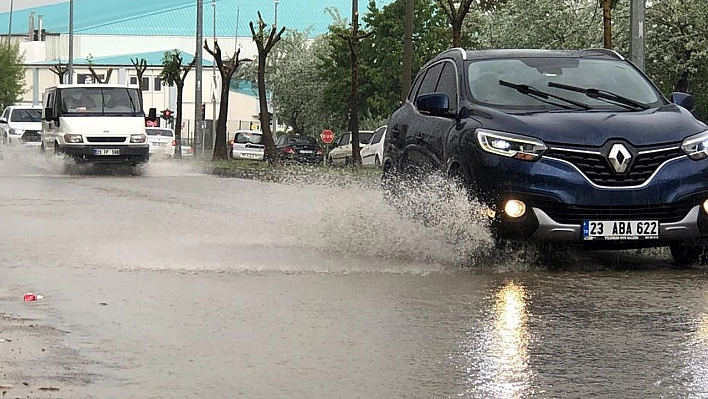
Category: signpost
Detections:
[
  {"x1": 321, "y1": 129, "x2": 334, "y2": 166},
  {"x1": 321, "y1": 129, "x2": 334, "y2": 144}
]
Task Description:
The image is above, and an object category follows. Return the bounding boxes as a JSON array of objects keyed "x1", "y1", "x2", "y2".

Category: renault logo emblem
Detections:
[{"x1": 608, "y1": 143, "x2": 632, "y2": 174}]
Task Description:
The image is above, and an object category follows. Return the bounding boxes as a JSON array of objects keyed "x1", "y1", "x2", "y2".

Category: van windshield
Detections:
[{"x1": 60, "y1": 87, "x2": 143, "y2": 116}]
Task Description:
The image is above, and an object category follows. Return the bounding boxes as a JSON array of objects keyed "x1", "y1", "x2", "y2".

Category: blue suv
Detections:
[{"x1": 384, "y1": 48, "x2": 708, "y2": 265}]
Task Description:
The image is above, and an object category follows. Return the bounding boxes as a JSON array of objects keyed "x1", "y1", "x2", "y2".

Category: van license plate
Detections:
[
  {"x1": 582, "y1": 220, "x2": 659, "y2": 240},
  {"x1": 94, "y1": 149, "x2": 120, "y2": 156}
]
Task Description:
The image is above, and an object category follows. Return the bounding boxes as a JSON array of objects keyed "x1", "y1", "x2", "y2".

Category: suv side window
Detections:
[
  {"x1": 416, "y1": 62, "x2": 444, "y2": 99},
  {"x1": 338, "y1": 133, "x2": 350, "y2": 146},
  {"x1": 408, "y1": 73, "x2": 425, "y2": 102},
  {"x1": 436, "y1": 61, "x2": 459, "y2": 114},
  {"x1": 1, "y1": 107, "x2": 9, "y2": 120}
]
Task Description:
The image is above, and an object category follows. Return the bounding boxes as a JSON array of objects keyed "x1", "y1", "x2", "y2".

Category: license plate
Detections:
[
  {"x1": 242, "y1": 153, "x2": 261, "y2": 159},
  {"x1": 582, "y1": 220, "x2": 659, "y2": 240},
  {"x1": 299, "y1": 150, "x2": 314, "y2": 154},
  {"x1": 94, "y1": 149, "x2": 120, "y2": 156},
  {"x1": 153, "y1": 142, "x2": 166, "y2": 147}
]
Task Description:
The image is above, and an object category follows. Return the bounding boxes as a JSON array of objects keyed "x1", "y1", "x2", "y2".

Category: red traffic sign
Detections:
[{"x1": 321, "y1": 129, "x2": 334, "y2": 144}]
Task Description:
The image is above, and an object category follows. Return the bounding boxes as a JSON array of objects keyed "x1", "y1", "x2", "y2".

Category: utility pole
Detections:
[
  {"x1": 6, "y1": 0, "x2": 13, "y2": 46},
  {"x1": 272, "y1": 0, "x2": 279, "y2": 136},
  {"x1": 401, "y1": 0, "x2": 413, "y2": 102},
  {"x1": 211, "y1": 0, "x2": 217, "y2": 148},
  {"x1": 629, "y1": 0, "x2": 645, "y2": 71},
  {"x1": 68, "y1": 0, "x2": 74, "y2": 83},
  {"x1": 195, "y1": 0, "x2": 204, "y2": 156}
]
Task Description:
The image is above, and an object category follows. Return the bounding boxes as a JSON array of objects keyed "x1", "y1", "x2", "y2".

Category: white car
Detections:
[
  {"x1": 165, "y1": 138, "x2": 195, "y2": 158},
  {"x1": 360, "y1": 125, "x2": 386, "y2": 167},
  {"x1": 327, "y1": 130, "x2": 374, "y2": 166},
  {"x1": 229, "y1": 130, "x2": 264, "y2": 160},
  {"x1": 146, "y1": 127, "x2": 175, "y2": 156},
  {"x1": 0, "y1": 104, "x2": 43, "y2": 147}
]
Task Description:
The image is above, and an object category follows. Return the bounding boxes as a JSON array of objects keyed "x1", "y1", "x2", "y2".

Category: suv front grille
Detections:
[
  {"x1": 86, "y1": 137, "x2": 127, "y2": 143},
  {"x1": 545, "y1": 146, "x2": 685, "y2": 187},
  {"x1": 534, "y1": 200, "x2": 694, "y2": 224}
]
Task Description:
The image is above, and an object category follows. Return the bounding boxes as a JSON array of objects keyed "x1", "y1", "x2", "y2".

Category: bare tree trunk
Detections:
[
  {"x1": 452, "y1": 21, "x2": 463, "y2": 47},
  {"x1": 257, "y1": 51, "x2": 276, "y2": 162},
  {"x1": 174, "y1": 83, "x2": 184, "y2": 159},
  {"x1": 214, "y1": 77, "x2": 231, "y2": 160},
  {"x1": 603, "y1": 0, "x2": 612, "y2": 49},
  {"x1": 401, "y1": 0, "x2": 414, "y2": 102}
]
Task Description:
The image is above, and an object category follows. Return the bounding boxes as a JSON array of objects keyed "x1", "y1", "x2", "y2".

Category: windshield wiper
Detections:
[
  {"x1": 547, "y1": 82, "x2": 649, "y2": 111},
  {"x1": 498, "y1": 80, "x2": 591, "y2": 110}
]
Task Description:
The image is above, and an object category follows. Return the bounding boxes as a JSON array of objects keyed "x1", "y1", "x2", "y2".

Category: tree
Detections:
[
  {"x1": 337, "y1": 0, "x2": 374, "y2": 167},
  {"x1": 267, "y1": 30, "x2": 331, "y2": 137},
  {"x1": 49, "y1": 63, "x2": 68, "y2": 84},
  {"x1": 86, "y1": 54, "x2": 113, "y2": 83},
  {"x1": 204, "y1": 40, "x2": 242, "y2": 161},
  {"x1": 435, "y1": 0, "x2": 476, "y2": 47},
  {"x1": 250, "y1": 11, "x2": 286, "y2": 163},
  {"x1": 159, "y1": 50, "x2": 195, "y2": 159},
  {"x1": 130, "y1": 57, "x2": 148, "y2": 103},
  {"x1": 645, "y1": 0, "x2": 708, "y2": 120},
  {"x1": 0, "y1": 43, "x2": 24, "y2": 110}
]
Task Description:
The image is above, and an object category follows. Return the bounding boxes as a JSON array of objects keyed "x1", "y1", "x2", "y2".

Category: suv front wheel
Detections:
[{"x1": 670, "y1": 244, "x2": 704, "y2": 266}]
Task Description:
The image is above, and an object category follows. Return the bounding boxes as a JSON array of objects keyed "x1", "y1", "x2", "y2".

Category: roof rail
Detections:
[
  {"x1": 583, "y1": 48, "x2": 625, "y2": 60},
  {"x1": 442, "y1": 47, "x2": 467, "y2": 60}
]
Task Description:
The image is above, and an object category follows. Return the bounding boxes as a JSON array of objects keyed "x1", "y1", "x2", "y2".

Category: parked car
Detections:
[
  {"x1": 0, "y1": 104, "x2": 43, "y2": 147},
  {"x1": 165, "y1": 138, "x2": 194, "y2": 158},
  {"x1": 275, "y1": 135, "x2": 324, "y2": 164},
  {"x1": 327, "y1": 130, "x2": 374, "y2": 166},
  {"x1": 360, "y1": 125, "x2": 387, "y2": 167},
  {"x1": 229, "y1": 130, "x2": 264, "y2": 160},
  {"x1": 146, "y1": 127, "x2": 174, "y2": 156},
  {"x1": 384, "y1": 47, "x2": 708, "y2": 265}
]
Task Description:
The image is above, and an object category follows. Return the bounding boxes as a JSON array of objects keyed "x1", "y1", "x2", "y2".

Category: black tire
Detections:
[
  {"x1": 327, "y1": 156, "x2": 333, "y2": 166},
  {"x1": 344, "y1": 156, "x2": 351, "y2": 166},
  {"x1": 670, "y1": 244, "x2": 703, "y2": 267},
  {"x1": 375, "y1": 155, "x2": 381, "y2": 167}
]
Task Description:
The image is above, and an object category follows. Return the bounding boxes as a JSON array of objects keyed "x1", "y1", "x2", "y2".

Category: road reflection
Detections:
[{"x1": 475, "y1": 280, "x2": 532, "y2": 398}]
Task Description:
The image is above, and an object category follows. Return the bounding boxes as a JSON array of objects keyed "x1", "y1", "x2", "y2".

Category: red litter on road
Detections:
[{"x1": 23, "y1": 293, "x2": 44, "y2": 302}]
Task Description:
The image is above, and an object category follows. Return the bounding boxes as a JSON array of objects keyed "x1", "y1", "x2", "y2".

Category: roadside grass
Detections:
[{"x1": 204, "y1": 158, "x2": 382, "y2": 186}]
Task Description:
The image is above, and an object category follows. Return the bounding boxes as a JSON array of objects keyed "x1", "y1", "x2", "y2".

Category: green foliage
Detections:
[
  {"x1": 645, "y1": 0, "x2": 708, "y2": 120},
  {"x1": 0, "y1": 43, "x2": 25, "y2": 110},
  {"x1": 160, "y1": 50, "x2": 187, "y2": 87}
]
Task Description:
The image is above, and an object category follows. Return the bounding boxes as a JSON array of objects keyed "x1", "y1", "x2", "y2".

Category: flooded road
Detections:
[{"x1": 1, "y1": 146, "x2": 708, "y2": 398}]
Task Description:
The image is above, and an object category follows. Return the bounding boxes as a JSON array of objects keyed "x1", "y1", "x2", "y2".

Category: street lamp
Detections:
[
  {"x1": 68, "y1": 0, "x2": 74, "y2": 83},
  {"x1": 195, "y1": 0, "x2": 204, "y2": 156},
  {"x1": 6, "y1": 0, "x2": 13, "y2": 46}
]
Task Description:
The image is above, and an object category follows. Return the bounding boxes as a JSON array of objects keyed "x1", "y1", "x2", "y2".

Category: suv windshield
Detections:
[
  {"x1": 60, "y1": 87, "x2": 142, "y2": 116},
  {"x1": 10, "y1": 108, "x2": 42, "y2": 122},
  {"x1": 467, "y1": 57, "x2": 664, "y2": 111}
]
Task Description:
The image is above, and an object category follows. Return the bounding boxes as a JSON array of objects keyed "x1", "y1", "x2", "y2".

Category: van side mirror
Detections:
[
  {"x1": 44, "y1": 107, "x2": 55, "y2": 121},
  {"x1": 670, "y1": 92, "x2": 695, "y2": 112},
  {"x1": 416, "y1": 93, "x2": 451, "y2": 117}
]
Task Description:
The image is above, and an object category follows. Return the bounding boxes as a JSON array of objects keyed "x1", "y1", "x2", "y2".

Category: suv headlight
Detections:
[
  {"x1": 130, "y1": 134, "x2": 147, "y2": 143},
  {"x1": 681, "y1": 130, "x2": 708, "y2": 160},
  {"x1": 10, "y1": 128, "x2": 23, "y2": 135},
  {"x1": 63, "y1": 133, "x2": 83, "y2": 143},
  {"x1": 476, "y1": 129, "x2": 547, "y2": 161}
]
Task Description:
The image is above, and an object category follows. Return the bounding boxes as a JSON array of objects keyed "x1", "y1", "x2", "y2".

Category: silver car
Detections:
[{"x1": 230, "y1": 130, "x2": 264, "y2": 160}]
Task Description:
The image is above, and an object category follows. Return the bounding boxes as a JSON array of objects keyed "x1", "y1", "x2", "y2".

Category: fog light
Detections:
[
  {"x1": 703, "y1": 199, "x2": 708, "y2": 215},
  {"x1": 504, "y1": 199, "x2": 527, "y2": 218}
]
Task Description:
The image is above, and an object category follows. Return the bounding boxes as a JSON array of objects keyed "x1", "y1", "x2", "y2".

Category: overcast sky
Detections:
[{"x1": 1, "y1": 0, "x2": 65, "y2": 12}]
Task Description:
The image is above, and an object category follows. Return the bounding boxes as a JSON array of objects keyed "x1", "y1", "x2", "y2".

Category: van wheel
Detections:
[{"x1": 670, "y1": 244, "x2": 704, "y2": 267}]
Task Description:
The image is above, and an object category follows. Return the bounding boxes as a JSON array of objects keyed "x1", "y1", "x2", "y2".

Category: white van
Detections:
[{"x1": 41, "y1": 84, "x2": 149, "y2": 166}]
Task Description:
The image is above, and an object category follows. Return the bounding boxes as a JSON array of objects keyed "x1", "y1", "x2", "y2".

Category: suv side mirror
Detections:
[
  {"x1": 670, "y1": 92, "x2": 695, "y2": 112},
  {"x1": 44, "y1": 107, "x2": 55, "y2": 121},
  {"x1": 416, "y1": 93, "x2": 450, "y2": 117}
]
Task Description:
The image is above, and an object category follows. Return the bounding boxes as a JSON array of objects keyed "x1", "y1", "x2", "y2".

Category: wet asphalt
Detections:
[{"x1": 1, "y1": 146, "x2": 708, "y2": 399}]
